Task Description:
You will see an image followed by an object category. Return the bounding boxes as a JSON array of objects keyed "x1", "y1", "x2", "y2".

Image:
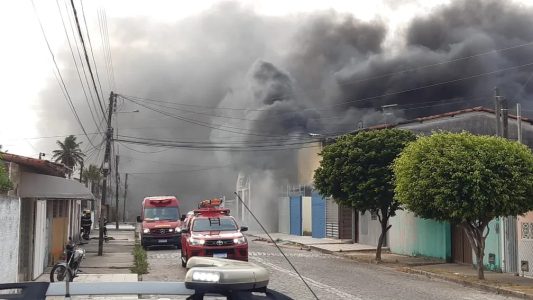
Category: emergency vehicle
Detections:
[
  {"x1": 180, "y1": 198, "x2": 248, "y2": 267},
  {"x1": 137, "y1": 196, "x2": 183, "y2": 249}
]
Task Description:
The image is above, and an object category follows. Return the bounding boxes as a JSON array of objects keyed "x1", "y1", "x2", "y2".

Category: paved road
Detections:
[{"x1": 143, "y1": 239, "x2": 514, "y2": 300}]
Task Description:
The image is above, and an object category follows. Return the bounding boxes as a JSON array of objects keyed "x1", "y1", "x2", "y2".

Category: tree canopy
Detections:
[
  {"x1": 314, "y1": 128, "x2": 417, "y2": 261},
  {"x1": 52, "y1": 135, "x2": 85, "y2": 178},
  {"x1": 0, "y1": 155, "x2": 13, "y2": 193},
  {"x1": 393, "y1": 131, "x2": 533, "y2": 279}
]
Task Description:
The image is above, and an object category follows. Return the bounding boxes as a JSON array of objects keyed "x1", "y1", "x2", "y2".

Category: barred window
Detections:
[{"x1": 521, "y1": 222, "x2": 533, "y2": 240}]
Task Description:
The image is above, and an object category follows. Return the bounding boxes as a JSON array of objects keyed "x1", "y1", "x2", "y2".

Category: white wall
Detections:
[
  {"x1": 0, "y1": 195, "x2": 20, "y2": 283},
  {"x1": 302, "y1": 196, "x2": 312, "y2": 235},
  {"x1": 278, "y1": 197, "x2": 290, "y2": 234},
  {"x1": 358, "y1": 211, "x2": 386, "y2": 246}
]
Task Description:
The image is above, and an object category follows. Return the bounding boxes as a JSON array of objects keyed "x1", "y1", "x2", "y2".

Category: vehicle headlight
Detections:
[
  {"x1": 169, "y1": 228, "x2": 174, "y2": 232},
  {"x1": 175, "y1": 227, "x2": 181, "y2": 233},
  {"x1": 189, "y1": 237, "x2": 205, "y2": 246},
  {"x1": 233, "y1": 236, "x2": 246, "y2": 244},
  {"x1": 191, "y1": 271, "x2": 220, "y2": 283},
  {"x1": 143, "y1": 228, "x2": 150, "y2": 234}
]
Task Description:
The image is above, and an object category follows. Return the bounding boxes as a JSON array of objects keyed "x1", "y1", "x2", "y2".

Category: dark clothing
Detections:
[{"x1": 81, "y1": 216, "x2": 92, "y2": 227}]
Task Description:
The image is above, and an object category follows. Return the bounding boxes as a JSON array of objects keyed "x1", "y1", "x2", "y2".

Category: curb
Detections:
[
  {"x1": 247, "y1": 233, "x2": 532, "y2": 298},
  {"x1": 399, "y1": 267, "x2": 533, "y2": 299}
]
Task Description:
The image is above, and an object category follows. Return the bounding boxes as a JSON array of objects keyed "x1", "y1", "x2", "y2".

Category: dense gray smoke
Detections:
[{"x1": 35, "y1": 0, "x2": 533, "y2": 225}]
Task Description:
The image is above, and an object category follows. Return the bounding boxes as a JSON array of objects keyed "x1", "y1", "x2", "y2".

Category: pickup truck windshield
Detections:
[
  {"x1": 192, "y1": 217, "x2": 238, "y2": 231},
  {"x1": 144, "y1": 207, "x2": 180, "y2": 220}
]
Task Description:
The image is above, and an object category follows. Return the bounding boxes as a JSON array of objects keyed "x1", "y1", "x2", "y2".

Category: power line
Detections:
[
  {"x1": 115, "y1": 138, "x2": 322, "y2": 152},
  {"x1": 31, "y1": 0, "x2": 97, "y2": 150},
  {"x1": 120, "y1": 58, "x2": 533, "y2": 115},
  {"x1": 68, "y1": 0, "x2": 107, "y2": 118},
  {"x1": 80, "y1": 0, "x2": 106, "y2": 108},
  {"x1": 102, "y1": 8, "x2": 116, "y2": 90},
  {"x1": 336, "y1": 40, "x2": 533, "y2": 87},
  {"x1": 57, "y1": 0, "x2": 102, "y2": 132},
  {"x1": 122, "y1": 96, "x2": 296, "y2": 138},
  {"x1": 125, "y1": 164, "x2": 232, "y2": 175}
]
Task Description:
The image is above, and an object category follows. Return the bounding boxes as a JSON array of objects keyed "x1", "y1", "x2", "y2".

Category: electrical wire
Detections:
[
  {"x1": 80, "y1": 0, "x2": 106, "y2": 106},
  {"x1": 123, "y1": 96, "x2": 299, "y2": 138},
  {"x1": 31, "y1": 0, "x2": 98, "y2": 150},
  {"x1": 57, "y1": 0, "x2": 102, "y2": 132},
  {"x1": 69, "y1": 0, "x2": 107, "y2": 118}
]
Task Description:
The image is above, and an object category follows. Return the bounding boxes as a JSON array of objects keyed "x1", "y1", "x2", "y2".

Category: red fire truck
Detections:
[
  {"x1": 137, "y1": 196, "x2": 183, "y2": 249},
  {"x1": 180, "y1": 199, "x2": 248, "y2": 267}
]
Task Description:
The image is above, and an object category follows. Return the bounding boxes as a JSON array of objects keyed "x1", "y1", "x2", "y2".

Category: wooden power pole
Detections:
[
  {"x1": 123, "y1": 173, "x2": 128, "y2": 223},
  {"x1": 115, "y1": 154, "x2": 120, "y2": 230},
  {"x1": 98, "y1": 91, "x2": 115, "y2": 256}
]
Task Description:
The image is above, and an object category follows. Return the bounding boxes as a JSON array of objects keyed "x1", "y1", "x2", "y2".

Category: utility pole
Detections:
[
  {"x1": 502, "y1": 97, "x2": 509, "y2": 139},
  {"x1": 517, "y1": 103, "x2": 523, "y2": 143},
  {"x1": 98, "y1": 91, "x2": 115, "y2": 256},
  {"x1": 78, "y1": 161, "x2": 84, "y2": 183},
  {"x1": 115, "y1": 154, "x2": 120, "y2": 230},
  {"x1": 123, "y1": 173, "x2": 128, "y2": 223},
  {"x1": 494, "y1": 88, "x2": 502, "y2": 136}
]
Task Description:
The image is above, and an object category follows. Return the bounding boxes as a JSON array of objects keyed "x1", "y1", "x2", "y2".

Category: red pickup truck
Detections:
[
  {"x1": 180, "y1": 199, "x2": 248, "y2": 267},
  {"x1": 137, "y1": 196, "x2": 183, "y2": 249}
]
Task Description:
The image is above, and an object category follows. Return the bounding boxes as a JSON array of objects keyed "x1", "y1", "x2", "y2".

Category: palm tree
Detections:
[
  {"x1": 82, "y1": 164, "x2": 102, "y2": 196},
  {"x1": 52, "y1": 135, "x2": 85, "y2": 178}
]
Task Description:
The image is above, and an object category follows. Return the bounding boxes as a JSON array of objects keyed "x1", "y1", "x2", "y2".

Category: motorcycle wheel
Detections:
[{"x1": 50, "y1": 265, "x2": 73, "y2": 282}]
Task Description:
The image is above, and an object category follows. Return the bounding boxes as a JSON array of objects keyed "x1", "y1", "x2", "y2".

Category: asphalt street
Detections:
[{"x1": 142, "y1": 238, "x2": 515, "y2": 300}]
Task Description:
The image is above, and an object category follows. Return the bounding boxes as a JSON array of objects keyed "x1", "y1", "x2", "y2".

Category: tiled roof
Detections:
[
  {"x1": 0, "y1": 152, "x2": 68, "y2": 177},
  {"x1": 364, "y1": 106, "x2": 533, "y2": 131}
]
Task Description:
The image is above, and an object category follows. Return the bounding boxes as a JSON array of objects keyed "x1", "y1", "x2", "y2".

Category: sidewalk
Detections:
[
  {"x1": 248, "y1": 232, "x2": 533, "y2": 299},
  {"x1": 36, "y1": 225, "x2": 136, "y2": 282}
]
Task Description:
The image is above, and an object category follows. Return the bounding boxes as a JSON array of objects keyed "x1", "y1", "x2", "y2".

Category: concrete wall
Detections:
[
  {"x1": 358, "y1": 211, "x2": 385, "y2": 246},
  {"x1": 302, "y1": 196, "x2": 312, "y2": 235},
  {"x1": 0, "y1": 195, "x2": 20, "y2": 283},
  {"x1": 278, "y1": 197, "x2": 290, "y2": 234},
  {"x1": 389, "y1": 210, "x2": 451, "y2": 260},
  {"x1": 518, "y1": 211, "x2": 533, "y2": 277}
]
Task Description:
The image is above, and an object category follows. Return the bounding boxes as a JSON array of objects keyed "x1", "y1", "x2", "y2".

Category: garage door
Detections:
[{"x1": 312, "y1": 192, "x2": 326, "y2": 238}]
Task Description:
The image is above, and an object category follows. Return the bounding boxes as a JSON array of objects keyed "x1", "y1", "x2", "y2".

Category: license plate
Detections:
[
  {"x1": 158, "y1": 239, "x2": 167, "y2": 243},
  {"x1": 213, "y1": 252, "x2": 227, "y2": 258}
]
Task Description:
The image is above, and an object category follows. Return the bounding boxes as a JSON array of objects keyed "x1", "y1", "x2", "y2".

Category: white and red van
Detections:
[{"x1": 137, "y1": 196, "x2": 183, "y2": 249}]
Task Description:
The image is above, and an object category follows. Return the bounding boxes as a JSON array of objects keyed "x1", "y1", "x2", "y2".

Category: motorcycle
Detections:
[{"x1": 50, "y1": 239, "x2": 85, "y2": 282}]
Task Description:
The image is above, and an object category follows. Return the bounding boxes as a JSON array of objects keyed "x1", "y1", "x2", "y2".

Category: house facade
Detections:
[
  {"x1": 1, "y1": 152, "x2": 94, "y2": 282},
  {"x1": 287, "y1": 106, "x2": 533, "y2": 275}
]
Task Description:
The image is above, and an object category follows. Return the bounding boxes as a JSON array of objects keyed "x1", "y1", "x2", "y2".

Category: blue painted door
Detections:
[
  {"x1": 290, "y1": 196, "x2": 302, "y2": 235},
  {"x1": 312, "y1": 191, "x2": 326, "y2": 238}
]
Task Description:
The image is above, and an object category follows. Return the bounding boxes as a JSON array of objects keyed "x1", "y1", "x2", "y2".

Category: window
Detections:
[
  {"x1": 521, "y1": 222, "x2": 533, "y2": 240},
  {"x1": 144, "y1": 207, "x2": 180, "y2": 220},
  {"x1": 192, "y1": 217, "x2": 238, "y2": 231}
]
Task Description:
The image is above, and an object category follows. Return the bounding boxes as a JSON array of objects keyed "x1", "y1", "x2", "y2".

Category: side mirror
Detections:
[
  {"x1": 136, "y1": 216, "x2": 142, "y2": 223},
  {"x1": 240, "y1": 226, "x2": 248, "y2": 232},
  {"x1": 181, "y1": 228, "x2": 189, "y2": 234},
  {"x1": 180, "y1": 214, "x2": 186, "y2": 221}
]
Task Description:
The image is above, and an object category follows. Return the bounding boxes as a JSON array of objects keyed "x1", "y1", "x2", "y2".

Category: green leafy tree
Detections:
[
  {"x1": 314, "y1": 129, "x2": 417, "y2": 261},
  {"x1": 0, "y1": 153, "x2": 13, "y2": 193},
  {"x1": 82, "y1": 164, "x2": 102, "y2": 196},
  {"x1": 393, "y1": 132, "x2": 533, "y2": 279},
  {"x1": 52, "y1": 135, "x2": 85, "y2": 178}
]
